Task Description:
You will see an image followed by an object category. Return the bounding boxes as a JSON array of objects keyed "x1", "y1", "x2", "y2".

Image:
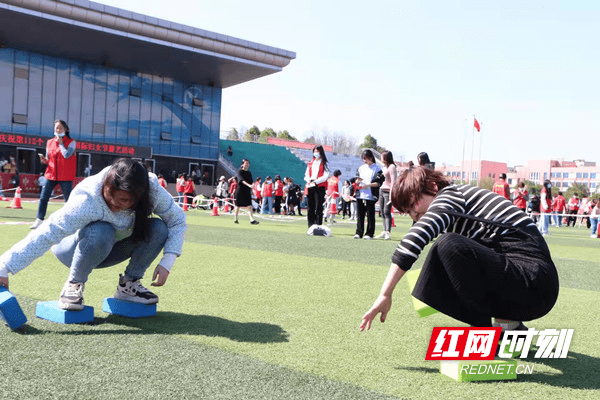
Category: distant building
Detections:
[{"x1": 440, "y1": 159, "x2": 600, "y2": 194}]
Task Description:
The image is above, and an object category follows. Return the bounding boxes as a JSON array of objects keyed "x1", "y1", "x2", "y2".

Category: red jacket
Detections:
[
  {"x1": 307, "y1": 160, "x2": 327, "y2": 188},
  {"x1": 327, "y1": 176, "x2": 340, "y2": 198},
  {"x1": 513, "y1": 190, "x2": 528, "y2": 209},
  {"x1": 262, "y1": 182, "x2": 273, "y2": 197},
  {"x1": 274, "y1": 179, "x2": 284, "y2": 196},
  {"x1": 183, "y1": 180, "x2": 195, "y2": 194},
  {"x1": 44, "y1": 136, "x2": 76, "y2": 181},
  {"x1": 492, "y1": 179, "x2": 510, "y2": 199},
  {"x1": 553, "y1": 195, "x2": 566, "y2": 212}
]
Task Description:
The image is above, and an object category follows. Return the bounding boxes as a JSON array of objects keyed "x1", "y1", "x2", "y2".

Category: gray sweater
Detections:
[{"x1": 0, "y1": 167, "x2": 187, "y2": 277}]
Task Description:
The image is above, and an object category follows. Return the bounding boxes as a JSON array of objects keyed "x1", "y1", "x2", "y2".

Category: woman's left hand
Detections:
[
  {"x1": 151, "y1": 265, "x2": 170, "y2": 286},
  {"x1": 359, "y1": 294, "x2": 392, "y2": 331}
]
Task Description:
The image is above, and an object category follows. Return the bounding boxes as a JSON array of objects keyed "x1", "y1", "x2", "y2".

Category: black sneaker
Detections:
[
  {"x1": 114, "y1": 274, "x2": 158, "y2": 304},
  {"x1": 250, "y1": 220, "x2": 259, "y2": 225},
  {"x1": 58, "y1": 281, "x2": 85, "y2": 311},
  {"x1": 234, "y1": 220, "x2": 239, "y2": 224}
]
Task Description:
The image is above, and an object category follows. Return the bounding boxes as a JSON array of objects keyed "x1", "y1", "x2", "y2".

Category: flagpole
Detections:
[
  {"x1": 477, "y1": 122, "x2": 482, "y2": 186},
  {"x1": 470, "y1": 116, "x2": 475, "y2": 185},
  {"x1": 461, "y1": 118, "x2": 466, "y2": 184}
]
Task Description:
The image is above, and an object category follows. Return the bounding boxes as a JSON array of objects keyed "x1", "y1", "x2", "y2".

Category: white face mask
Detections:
[
  {"x1": 54, "y1": 132, "x2": 65, "y2": 138},
  {"x1": 313, "y1": 152, "x2": 320, "y2": 159}
]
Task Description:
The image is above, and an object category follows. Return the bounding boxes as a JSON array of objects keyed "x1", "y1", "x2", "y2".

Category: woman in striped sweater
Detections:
[{"x1": 360, "y1": 166, "x2": 558, "y2": 331}]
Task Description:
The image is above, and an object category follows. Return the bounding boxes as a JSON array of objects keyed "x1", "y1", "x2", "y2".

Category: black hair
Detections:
[
  {"x1": 55, "y1": 119, "x2": 71, "y2": 139},
  {"x1": 333, "y1": 169, "x2": 341, "y2": 177},
  {"x1": 382, "y1": 151, "x2": 395, "y2": 167},
  {"x1": 361, "y1": 149, "x2": 375, "y2": 163},
  {"x1": 102, "y1": 158, "x2": 152, "y2": 242},
  {"x1": 312, "y1": 145, "x2": 329, "y2": 170},
  {"x1": 417, "y1": 152, "x2": 430, "y2": 165}
]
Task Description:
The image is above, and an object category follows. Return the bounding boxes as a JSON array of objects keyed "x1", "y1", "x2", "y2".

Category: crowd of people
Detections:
[{"x1": 493, "y1": 174, "x2": 599, "y2": 238}]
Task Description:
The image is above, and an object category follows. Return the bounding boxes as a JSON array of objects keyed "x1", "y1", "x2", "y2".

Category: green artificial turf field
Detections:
[{"x1": 1, "y1": 201, "x2": 599, "y2": 399}]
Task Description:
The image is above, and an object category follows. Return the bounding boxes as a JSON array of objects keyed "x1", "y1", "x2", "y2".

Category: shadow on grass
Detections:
[
  {"x1": 16, "y1": 311, "x2": 289, "y2": 344},
  {"x1": 517, "y1": 350, "x2": 600, "y2": 390}
]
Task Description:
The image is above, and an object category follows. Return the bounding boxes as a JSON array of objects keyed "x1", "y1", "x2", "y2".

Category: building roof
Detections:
[{"x1": 0, "y1": 0, "x2": 296, "y2": 88}]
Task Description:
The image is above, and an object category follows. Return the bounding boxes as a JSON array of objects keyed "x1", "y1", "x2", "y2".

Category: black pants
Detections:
[
  {"x1": 412, "y1": 227, "x2": 559, "y2": 326},
  {"x1": 566, "y1": 210, "x2": 578, "y2": 227},
  {"x1": 306, "y1": 186, "x2": 325, "y2": 227},
  {"x1": 341, "y1": 200, "x2": 351, "y2": 218},
  {"x1": 356, "y1": 199, "x2": 376, "y2": 238}
]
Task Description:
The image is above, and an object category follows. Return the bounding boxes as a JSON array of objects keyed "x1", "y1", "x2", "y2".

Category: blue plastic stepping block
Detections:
[
  {"x1": 0, "y1": 286, "x2": 28, "y2": 330},
  {"x1": 103, "y1": 298, "x2": 156, "y2": 318},
  {"x1": 35, "y1": 301, "x2": 94, "y2": 324}
]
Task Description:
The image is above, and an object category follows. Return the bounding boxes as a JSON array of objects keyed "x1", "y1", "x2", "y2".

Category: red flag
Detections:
[{"x1": 474, "y1": 117, "x2": 481, "y2": 132}]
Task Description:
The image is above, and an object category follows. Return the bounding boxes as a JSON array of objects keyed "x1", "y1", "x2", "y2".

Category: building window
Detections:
[
  {"x1": 556, "y1": 172, "x2": 561, "y2": 178},
  {"x1": 576, "y1": 173, "x2": 582, "y2": 178},
  {"x1": 563, "y1": 173, "x2": 569, "y2": 178},
  {"x1": 591, "y1": 173, "x2": 597, "y2": 179},
  {"x1": 583, "y1": 173, "x2": 589, "y2": 178},
  {"x1": 562, "y1": 182, "x2": 568, "y2": 188},
  {"x1": 12, "y1": 114, "x2": 27, "y2": 124}
]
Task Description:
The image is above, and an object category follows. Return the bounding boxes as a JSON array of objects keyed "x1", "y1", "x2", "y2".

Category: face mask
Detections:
[
  {"x1": 313, "y1": 152, "x2": 320, "y2": 159},
  {"x1": 54, "y1": 132, "x2": 65, "y2": 138}
]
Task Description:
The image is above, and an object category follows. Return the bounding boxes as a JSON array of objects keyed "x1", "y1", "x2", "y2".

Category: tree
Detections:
[
  {"x1": 226, "y1": 128, "x2": 239, "y2": 141},
  {"x1": 359, "y1": 134, "x2": 386, "y2": 153},
  {"x1": 478, "y1": 177, "x2": 495, "y2": 191},
  {"x1": 244, "y1": 125, "x2": 260, "y2": 142},
  {"x1": 565, "y1": 182, "x2": 589, "y2": 200},
  {"x1": 258, "y1": 127, "x2": 276, "y2": 143},
  {"x1": 360, "y1": 134, "x2": 378, "y2": 150},
  {"x1": 277, "y1": 130, "x2": 297, "y2": 141}
]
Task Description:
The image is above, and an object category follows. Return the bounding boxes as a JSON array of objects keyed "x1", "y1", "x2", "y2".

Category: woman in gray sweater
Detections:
[{"x1": 0, "y1": 158, "x2": 187, "y2": 310}]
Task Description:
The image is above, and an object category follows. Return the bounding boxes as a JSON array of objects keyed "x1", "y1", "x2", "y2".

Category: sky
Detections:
[{"x1": 99, "y1": 0, "x2": 600, "y2": 167}]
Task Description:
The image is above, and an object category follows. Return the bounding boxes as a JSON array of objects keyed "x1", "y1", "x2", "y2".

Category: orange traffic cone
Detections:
[
  {"x1": 223, "y1": 200, "x2": 230, "y2": 213},
  {"x1": 392, "y1": 213, "x2": 396, "y2": 227},
  {"x1": 7, "y1": 187, "x2": 22, "y2": 209},
  {"x1": 183, "y1": 194, "x2": 189, "y2": 211},
  {"x1": 211, "y1": 199, "x2": 219, "y2": 216}
]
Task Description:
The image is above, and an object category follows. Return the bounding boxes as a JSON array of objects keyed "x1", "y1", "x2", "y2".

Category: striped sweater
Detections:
[{"x1": 392, "y1": 184, "x2": 536, "y2": 271}]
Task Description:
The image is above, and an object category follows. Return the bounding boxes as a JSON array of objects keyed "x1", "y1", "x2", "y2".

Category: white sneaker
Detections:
[
  {"x1": 591, "y1": 234, "x2": 597, "y2": 238},
  {"x1": 114, "y1": 274, "x2": 158, "y2": 304},
  {"x1": 383, "y1": 232, "x2": 391, "y2": 240},
  {"x1": 364, "y1": 236, "x2": 373, "y2": 240},
  {"x1": 353, "y1": 234, "x2": 361, "y2": 239},
  {"x1": 30, "y1": 218, "x2": 43, "y2": 229},
  {"x1": 58, "y1": 281, "x2": 85, "y2": 310}
]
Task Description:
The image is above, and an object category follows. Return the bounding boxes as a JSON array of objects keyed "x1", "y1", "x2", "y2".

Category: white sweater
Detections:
[{"x1": 0, "y1": 167, "x2": 187, "y2": 277}]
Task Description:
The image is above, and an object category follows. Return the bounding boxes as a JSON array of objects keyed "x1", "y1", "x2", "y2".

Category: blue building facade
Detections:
[
  {"x1": 0, "y1": 47, "x2": 220, "y2": 181},
  {"x1": 0, "y1": 0, "x2": 295, "y2": 186}
]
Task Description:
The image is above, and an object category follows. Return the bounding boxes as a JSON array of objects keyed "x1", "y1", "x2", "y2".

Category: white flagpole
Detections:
[
  {"x1": 461, "y1": 118, "x2": 466, "y2": 183},
  {"x1": 469, "y1": 116, "x2": 475, "y2": 185},
  {"x1": 477, "y1": 118, "x2": 482, "y2": 186}
]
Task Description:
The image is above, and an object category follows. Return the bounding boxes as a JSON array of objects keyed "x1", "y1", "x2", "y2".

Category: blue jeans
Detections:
[
  {"x1": 37, "y1": 179, "x2": 73, "y2": 220},
  {"x1": 538, "y1": 213, "x2": 551, "y2": 234},
  {"x1": 590, "y1": 218, "x2": 598, "y2": 236},
  {"x1": 552, "y1": 211, "x2": 562, "y2": 226},
  {"x1": 261, "y1": 196, "x2": 273, "y2": 214},
  {"x1": 52, "y1": 218, "x2": 169, "y2": 283}
]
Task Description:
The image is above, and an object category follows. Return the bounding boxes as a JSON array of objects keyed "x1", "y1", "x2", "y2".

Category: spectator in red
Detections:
[
  {"x1": 252, "y1": 177, "x2": 262, "y2": 211},
  {"x1": 273, "y1": 175, "x2": 284, "y2": 216},
  {"x1": 157, "y1": 174, "x2": 168, "y2": 190},
  {"x1": 228, "y1": 177, "x2": 238, "y2": 210},
  {"x1": 492, "y1": 173, "x2": 510, "y2": 199},
  {"x1": 552, "y1": 191, "x2": 566, "y2": 227},
  {"x1": 183, "y1": 174, "x2": 195, "y2": 207},
  {"x1": 175, "y1": 173, "x2": 185, "y2": 205},
  {"x1": 324, "y1": 170, "x2": 341, "y2": 223},
  {"x1": 566, "y1": 193, "x2": 580, "y2": 227},
  {"x1": 32, "y1": 120, "x2": 77, "y2": 230},
  {"x1": 512, "y1": 182, "x2": 528, "y2": 212}
]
